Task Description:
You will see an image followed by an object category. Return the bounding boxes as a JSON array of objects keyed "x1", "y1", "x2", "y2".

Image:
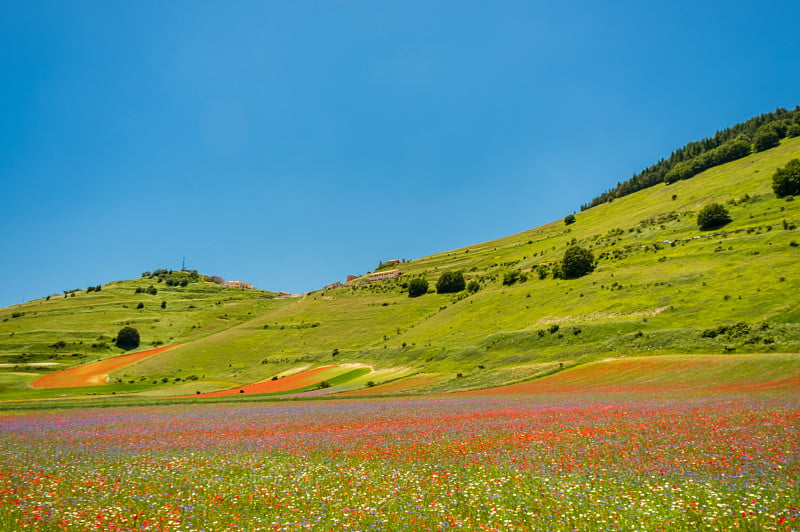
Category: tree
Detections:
[
  {"x1": 436, "y1": 271, "x2": 465, "y2": 294},
  {"x1": 408, "y1": 278, "x2": 429, "y2": 298},
  {"x1": 697, "y1": 202, "x2": 732, "y2": 230},
  {"x1": 562, "y1": 246, "x2": 595, "y2": 279},
  {"x1": 564, "y1": 214, "x2": 576, "y2": 225},
  {"x1": 116, "y1": 326, "x2": 140, "y2": 350},
  {"x1": 466, "y1": 280, "x2": 481, "y2": 293},
  {"x1": 161, "y1": 301, "x2": 167, "y2": 309},
  {"x1": 753, "y1": 126, "x2": 780, "y2": 152},
  {"x1": 772, "y1": 158, "x2": 800, "y2": 197}
]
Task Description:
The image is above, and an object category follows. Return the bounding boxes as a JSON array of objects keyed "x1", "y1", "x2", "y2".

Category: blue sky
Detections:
[{"x1": 1, "y1": 1, "x2": 799, "y2": 307}]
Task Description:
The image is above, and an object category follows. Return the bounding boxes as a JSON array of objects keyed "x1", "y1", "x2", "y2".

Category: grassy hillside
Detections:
[
  {"x1": 1, "y1": 137, "x2": 799, "y2": 402},
  {"x1": 0, "y1": 276, "x2": 283, "y2": 394}
]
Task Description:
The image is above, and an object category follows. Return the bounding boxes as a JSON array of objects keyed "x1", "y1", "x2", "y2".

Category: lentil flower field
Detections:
[{"x1": 1, "y1": 390, "x2": 799, "y2": 532}]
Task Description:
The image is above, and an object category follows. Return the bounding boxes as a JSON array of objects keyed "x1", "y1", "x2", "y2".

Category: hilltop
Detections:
[{"x1": 1, "y1": 132, "x2": 799, "y2": 403}]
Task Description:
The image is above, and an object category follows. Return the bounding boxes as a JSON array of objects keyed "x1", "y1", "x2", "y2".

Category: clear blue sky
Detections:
[{"x1": 1, "y1": 1, "x2": 799, "y2": 307}]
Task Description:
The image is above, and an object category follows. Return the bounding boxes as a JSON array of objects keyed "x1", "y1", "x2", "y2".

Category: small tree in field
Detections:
[
  {"x1": 772, "y1": 159, "x2": 800, "y2": 197},
  {"x1": 562, "y1": 246, "x2": 595, "y2": 279},
  {"x1": 116, "y1": 326, "x2": 140, "y2": 350},
  {"x1": 697, "y1": 202, "x2": 732, "y2": 230},
  {"x1": 408, "y1": 278, "x2": 429, "y2": 298},
  {"x1": 564, "y1": 214, "x2": 576, "y2": 225},
  {"x1": 436, "y1": 271, "x2": 465, "y2": 294}
]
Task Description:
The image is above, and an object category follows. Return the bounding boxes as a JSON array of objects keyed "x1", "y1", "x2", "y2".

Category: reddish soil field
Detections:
[
  {"x1": 31, "y1": 345, "x2": 181, "y2": 389},
  {"x1": 184, "y1": 365, "x2": 337, "y2": 398},
  {"x1": 336, "y1": 373, "x2": 448, "y2": 396},
  {"x1": 463, "y1": 355, "x2": 800, "y2": 396}
]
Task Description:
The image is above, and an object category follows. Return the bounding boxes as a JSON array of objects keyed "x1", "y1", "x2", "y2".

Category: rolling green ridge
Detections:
[{"x1": 1, "y1": 135, "x2": 799, "y2": 403}]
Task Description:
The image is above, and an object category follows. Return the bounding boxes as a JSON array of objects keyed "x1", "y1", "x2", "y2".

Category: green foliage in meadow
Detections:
[
  {"x1": 696, "y1": 203, "x2": 732, "y2": 230},
  {"x1": 407, "y1": 278, "x2": 428, "y2": 298},
  {"x1": 772, "y1": 158, "x2": 800, "y2": 197}
]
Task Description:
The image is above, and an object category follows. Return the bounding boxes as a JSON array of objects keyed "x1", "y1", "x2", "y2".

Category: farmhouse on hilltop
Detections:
[{"x1": 228, "y1": 280, "x2": 253, "y2": 289}]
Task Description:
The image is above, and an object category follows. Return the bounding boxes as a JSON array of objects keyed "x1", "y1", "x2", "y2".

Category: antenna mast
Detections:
[{"x1": 182, "y1": 256, "x2": 186, "y2": 271}]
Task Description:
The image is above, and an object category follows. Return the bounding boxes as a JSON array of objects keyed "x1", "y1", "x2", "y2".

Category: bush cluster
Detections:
[
  {"x1": 697, "y1": 203, "x2": 732, "y2": 230},
  {"x1": 772, "y1": 159, "x2": 800, "y2": 197},
  {"x1": 436, "y1": 271, "x2": 465, "y2": 294},
  {"x1": 116, "y1": 326, "x2": 140, "y2": 350},
  {"x1": 408, "y1": 278, "x2": 429, "y2": 298},
  {"x1": 664, "y1": 139, "x2": 751, "y2": 184},
  {"x1": 502, "y1": 270, "x2": 527, "y2": 285},
  {"x1": 135, "y1": 285, "x2": 158, "y2": 295},
  {"x1": 562, "y1": 246, "x2": 594, "y2": 279}
]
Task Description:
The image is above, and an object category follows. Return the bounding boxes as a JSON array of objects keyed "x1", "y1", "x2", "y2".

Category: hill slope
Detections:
[{"x1": 1, "y1": 136, "x2": 799, "y2": 401}]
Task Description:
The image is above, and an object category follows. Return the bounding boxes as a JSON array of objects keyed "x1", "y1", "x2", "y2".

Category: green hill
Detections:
[{"x1": 1, "y1": 135, "x2": 799, "y2": 403}]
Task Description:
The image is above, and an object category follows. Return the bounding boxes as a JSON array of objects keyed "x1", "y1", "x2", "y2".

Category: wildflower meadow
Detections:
[{"x1": 1, "y1": 389, "x2": 798, "y2": 531}]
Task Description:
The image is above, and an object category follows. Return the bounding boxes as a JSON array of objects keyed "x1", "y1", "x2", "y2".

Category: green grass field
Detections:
[{"x1": 1, "y1": 137, "x2": 799, "y2": 402}]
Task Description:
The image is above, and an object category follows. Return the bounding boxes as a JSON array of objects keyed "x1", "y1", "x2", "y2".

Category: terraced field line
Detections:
[
  {"x1": 335, "y1": 373, "x2": 449, "y2": 396},
  {"x1": 31, "y1": 345, "x2": 182, "y2": 389}
]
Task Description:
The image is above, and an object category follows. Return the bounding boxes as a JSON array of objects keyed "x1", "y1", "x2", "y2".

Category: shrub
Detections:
[
  {"x1": 564, "y1": 214, "x2": 576, "y2": 225},
  {"x1": 408, "y1": 278, "x2": 429, "y2": 298},
  {"x1": 116, "y1": 326, "x2": 140, "y2": 350},
  {"x1": 136, "y1": 302, "x2": 144, "y2": 309},
  {"x1": 436, "y1": 271, "x2": 465, "y2": 294},
  {"x1": 466, "y1": 280, "x2": 481, "y2": 293},
  {"x1": 697, "y1": 203, "x2": 732, "y2": 230},
  {"x1": 772, "y1": 159, "x2": 800, "y2": 197},
  {"x1": 502, "y1": 271, "x2": 521, "y2": 285},
  {"x1": 161, "y1": 301, "x2": 167, "y2": 309},
  {"x1": 562, "y1": 246, "x2": 595, "y2": 279},
  {"x1": 536, "y1": 265, "x2": 549, "y2": 280}
]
